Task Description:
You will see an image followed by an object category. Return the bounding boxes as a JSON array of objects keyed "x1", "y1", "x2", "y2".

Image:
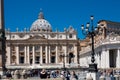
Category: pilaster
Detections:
[
  {"x1": 105, "y1": 49, "x2": 109, "y2": 68},
  {"x1": 116, "y1": 49, "x2": 120, "y2": 68},
  {"x1": 45, "y1": 46, "x2": 48, "y2": 63},
  {"x1": 56, "y1": 46, "x2": 58, "y2": 63},
  {"x1": 49, "y1": 46, "x2": 50, "y2": 63},
  {"x1": 74, "y1": 45, "x2": 77, "y2": 63},
  {"x1": 40, "y1": 46, "x2": 43, "y2": 64},
  {"x1": 16, "y1": 45, "x2": 19, "y2": 64},
  {"x1": 27, "y1": 46, "x2": 30, "y2": 64},
  {"x1": 24, "y1": 46, "x2": 27, "y2": 64}
]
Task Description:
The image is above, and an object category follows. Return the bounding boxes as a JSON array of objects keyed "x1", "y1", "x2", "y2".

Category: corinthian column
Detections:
[{"x1": 32, "y1": 46, "x2": 35, "y2": 64}]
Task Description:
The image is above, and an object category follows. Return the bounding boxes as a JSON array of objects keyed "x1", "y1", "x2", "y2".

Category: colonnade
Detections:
[{"x1": 7, "y1": 44, "x2": 77, "y2": 66}]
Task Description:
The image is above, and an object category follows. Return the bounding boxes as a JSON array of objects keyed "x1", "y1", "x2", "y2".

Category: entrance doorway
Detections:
[
  {"x1": 19, "y1": 56, "x2": 24, "y2": 64},
  {"x1": 51, "y1": 56, "x2": 55, "y2": 63},
  {"x1": 35, "y1": 56, "x2": 40, "y2": 64},
  {"x1": 69, "y1": 53, "x2": 74, "y2": 64},
  {"x1": 30, "y1": 59, "x2": 33, "y2": 64}
]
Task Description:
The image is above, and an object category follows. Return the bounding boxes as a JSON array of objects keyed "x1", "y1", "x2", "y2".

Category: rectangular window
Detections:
[{"x1": 69, "y1": 34, "x2": 72, "y2": 38}]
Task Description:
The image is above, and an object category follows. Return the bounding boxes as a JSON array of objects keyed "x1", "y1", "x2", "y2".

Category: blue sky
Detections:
[{"x1": 4, "y1": 0, "x2": 120, "y2": 39}]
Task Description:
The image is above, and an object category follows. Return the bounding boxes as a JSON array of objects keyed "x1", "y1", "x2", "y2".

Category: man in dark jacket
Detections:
[{"x1": 40, "y1": 69, "x2": 47, "y2": 79}]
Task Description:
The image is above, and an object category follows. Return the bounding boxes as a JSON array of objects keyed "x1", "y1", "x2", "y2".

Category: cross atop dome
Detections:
[{"x1": 38, "y1": 8, "x2": 44, "y2": 19}]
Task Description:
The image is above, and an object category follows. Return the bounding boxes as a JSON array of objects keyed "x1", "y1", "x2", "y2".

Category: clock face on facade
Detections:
[
  {"x1": 50, "y1": 33, "x2": 56, "y2": 38},
  {"x1": 19, "y1": 33, "x2": 25, "y2": 38}
]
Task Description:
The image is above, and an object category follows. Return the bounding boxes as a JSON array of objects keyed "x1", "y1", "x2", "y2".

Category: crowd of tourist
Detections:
[
  {"x1": 4, "y1": 68, "x2": 120, "y2": 80},
  {"x1": 39, "y1": 69, "x2": 78, "y2": 80},
  {"x1": 98, "y1": 69, "x2": 120, "y2": 79},
  {"x1": 4, "y1": 69, "x2": 79, "y2": 80}
]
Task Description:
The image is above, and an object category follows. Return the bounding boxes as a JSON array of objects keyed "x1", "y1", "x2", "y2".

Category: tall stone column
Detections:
[
  {"x1": 24, "y1": 46, "x2": 27, "y2": 64},
  {"x1": 101, "y1": 49, "x2": 106, "y2": 68},
  {"x1": 64, "y1": 46, "x2": 67, "y2": 64},
  {"x1": 64, "y1": 46, "x2": 68, "y2": 63},
  {"x1": 40, "y1": 46, "x2": 42, "y2": 64},
  {"x1": 105, "y1": 49, "x2": 109, "y2": 68},
  {"x1": 6, "y1": 46, "x2": 11, "y2": 65},
  {"x1": 97, "y1": 52, "x2": 101, "y2": 68},
  {"x1": 32, "y1": 46, "x2": 35, "y2": 64},
  {"x1": 0, "y1": 0, "x2": 6, "y2": 75},
  {"x1": 101, "y1": 48, "x2": 109, "y2": 68},
  {"x1": 16, "y1": 46, "x2": 19, "y2": 65},
  {"x1": 74, "y1": 45, "x2": 77, "y2": 63},
  {"x1": 56, "y1": 46, "x2": 58, "y2": 63},
  {"x1": 49, "y1": 46, "x2": 50, "y2": 63},
  {"x1": 45, "y1": 46, "x2": 48, "y2": 63},
  {"x1": 27, "y1": 46, "x2": 30, "y2": 64},
  {"x1": 116, "y1": 49, "x2": 120, "y2": 68}
]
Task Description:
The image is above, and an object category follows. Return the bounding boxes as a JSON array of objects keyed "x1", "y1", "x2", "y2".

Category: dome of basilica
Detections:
[{"x1": 30, "y1": 11, "x2": 52, "y2": 32}]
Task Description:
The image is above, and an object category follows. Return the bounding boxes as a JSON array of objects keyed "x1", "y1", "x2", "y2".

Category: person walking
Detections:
[
  {"x1": 65, "y1": 70, "x2": 71, "y2": 80},
  {"x1": 70, "y1": 71, "x2": 78, "y2": 80},
  {"x1": 39, "y1": 69, "x2": 47, "y2": 79}
]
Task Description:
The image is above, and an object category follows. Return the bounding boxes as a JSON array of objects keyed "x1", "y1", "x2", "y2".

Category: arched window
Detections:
[{"x1": 69, "y1": 53, "x2": 74, "y2": 64}]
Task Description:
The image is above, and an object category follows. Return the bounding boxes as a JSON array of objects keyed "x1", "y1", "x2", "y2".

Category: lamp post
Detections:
[
  {"x1": 81, "y1": 16, "x2": 98, "y2": 72},
  {"x1": 60, "y1": 54, "x2": 69, "y2": 71}
]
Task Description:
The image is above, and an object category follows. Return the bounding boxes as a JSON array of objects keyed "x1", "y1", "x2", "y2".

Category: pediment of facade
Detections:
[{"x1": 26, "y1": 35, "x2": 47, "y2": 41}]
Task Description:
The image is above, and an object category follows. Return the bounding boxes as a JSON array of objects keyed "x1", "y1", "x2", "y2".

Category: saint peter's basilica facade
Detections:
[{"x1": 5, "y1": 11, "x2": 80, "y2": 69}]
